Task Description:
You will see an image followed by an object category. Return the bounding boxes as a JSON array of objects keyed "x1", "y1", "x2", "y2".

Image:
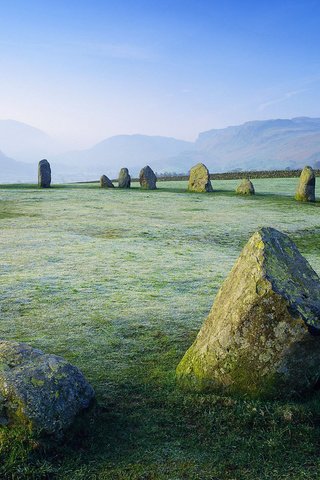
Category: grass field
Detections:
[{"x1": 1, "y1": 178, "x2": 320, "y2": 479}]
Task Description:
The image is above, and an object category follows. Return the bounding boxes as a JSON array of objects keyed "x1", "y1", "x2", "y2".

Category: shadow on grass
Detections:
[
  {"x1": 51, "y1": 360, "x2": 320, "y2": 480},
  {"x1": 2, "y1": 328, "x2": 320, "y2": 479},
  {"x1": 4, "y1": 319, "x2": 320, "y2": 480}
]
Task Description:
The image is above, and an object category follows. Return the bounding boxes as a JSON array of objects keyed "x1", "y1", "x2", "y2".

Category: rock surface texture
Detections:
[
  {"x1": 118, "y1": 168, "x2": 131, "y2": 188},
  {"x1": 176, "y1": 227, "x2": 320, "y2": 399},
  {"x1": 0, "y1": 341, "x2": 95, "y2": 437},
  {"x1": 295, "y1": 166, "x2": 316, "y2": 202},
  {"x1": 100, "y1": 175, "x2": 114, "y2": 188},
  {"x1": 188, "y1": 163, "x2": 213, "y2": 192},
  {"x1": 139, "y1": 165, "x2": 157, "y2": 189},
  {"x1": 236, "y1": 178, "x2": 255, "y2": 195},
  {"x1": 38, "y1": 159, "x2": 51, "y2": 188}
]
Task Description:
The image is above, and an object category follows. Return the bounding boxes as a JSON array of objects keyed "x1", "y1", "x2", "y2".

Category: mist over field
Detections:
[{"x1": 1, "y1": 117, "x2": 320, "y2": 183}]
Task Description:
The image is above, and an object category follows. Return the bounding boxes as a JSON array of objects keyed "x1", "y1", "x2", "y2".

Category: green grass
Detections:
[{"x1": 1, "y1": 178, "x2": 320, "y2": 479}]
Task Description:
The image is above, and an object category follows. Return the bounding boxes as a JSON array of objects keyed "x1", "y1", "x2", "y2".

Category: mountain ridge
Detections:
[
  {"x1": 1, "y1": 117, "x2": 320, "y2": 182},
  {"x1": 192, "y1": 117, "x2": 320, "y2": 172}
]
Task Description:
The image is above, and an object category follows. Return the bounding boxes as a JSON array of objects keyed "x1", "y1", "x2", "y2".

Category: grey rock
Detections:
[
  {"x1": 118, "y1": 168, "x2": 131, "y2": 188},
  {"x1": 177, "y1": 227, "x2": 320, "y2": 399},
  {"x1": 38, "y1": 159, "x2": 51, "y2": 188},
  {"x1": 139, "y1": 165, "x2": 157, "y2": 189},
  {"x1": 188, "y1": 163, "x2": 213, "y2": 192},
  {"x1": 236, "y1": 178, "x2": 255, "y2": 195},
  {"x1": 0, "y1": 340, "x2": 95, "y2": 437},
  {"x1": 295, "y1": 166, "x2": 316, "y2": 202},
  {"x1": 100, "y1": 175, "x2": 114, "y2": 188}
]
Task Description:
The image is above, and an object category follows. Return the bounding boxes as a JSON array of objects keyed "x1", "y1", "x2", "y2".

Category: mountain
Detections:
[
  {"x1": 54, "y1": 117, "x2": 320, "y2": 179},
  {"x1": 0, "y1": 127, "x2": 194, "y2": 183},
  {"x1": 193, "y1": 117, "x2": 320, "y2": 172},
  {"x1": 0, "y1": 150, "x2": 34, "y2": 183},
  {"x1": 0, "y1": 120, "x2": 62, "y2": 163},
  {"x1": 53, "y1": 135, "x2": 194, "y2": 179},
  {"x1": 1, "y1": 116, "x2": 320, "y2": 183}
]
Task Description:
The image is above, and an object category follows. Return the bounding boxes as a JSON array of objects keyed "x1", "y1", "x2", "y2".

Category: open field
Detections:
[{"x1": 1, "y1": 178, "x2": 320, "y2": 479}]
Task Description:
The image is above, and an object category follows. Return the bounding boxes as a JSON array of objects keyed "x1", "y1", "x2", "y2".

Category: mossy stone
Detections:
[
  {"x1": 118, "y1": 168, "x2": 131, "y2": 188},
  {"x1": 100, "y1": 175, "x2": 114, "y2": 188},
  {"x1": 236, "y1": 178, "x2": 255, "y2": 195},
  {"x1": 176, "y1": 227, "x2": 320, "y2": 399},
  {"x1": 139, "y1": 165, "x2": 157, "y2": 189},
  {"x1": 188, "y1": 163, "x2": 213, "y2": 192},
  {"x1": 0, "y1": 341, "x2": 95, "y2": 438},
  {"x1": 295, "y1": 166, "x2": 315, "y2": 202},
  {"x1": 38, "y1": 159, "x2": 51, "y2": 188}
]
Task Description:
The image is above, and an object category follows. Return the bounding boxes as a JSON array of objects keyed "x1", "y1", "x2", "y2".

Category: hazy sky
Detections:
[{"x1": 0, "y1": 0, "x2": 319, "y2": 148}]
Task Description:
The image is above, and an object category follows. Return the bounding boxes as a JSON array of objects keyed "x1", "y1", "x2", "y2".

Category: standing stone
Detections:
[
  {"x1": 118, "y1": 168, "x2": 131, "y2": 188},
  {"x1": 139, "y1": 165, "x2": 157, "y2": 190},
  {"x1": 176, "y1": 227, "x2": 320, "y2": 399},
  {"x1": 0, "y1": 340, "x2": 95, "y2": 438},
  {"x1": 100, "y1": 175, "x2": 114, "y2": 188},
  {"x1": 236, "y1": 178, "x2": 255, "y2": 195},
  {"x1": 38, "y1": 159, "x2": 51, "y2": 188},
  {"x1": 295, "y1": 166, "x2": 316, "y2": 202},
  {"x1": 188, "y1": 163, "x2": 213, "y2": 192}
]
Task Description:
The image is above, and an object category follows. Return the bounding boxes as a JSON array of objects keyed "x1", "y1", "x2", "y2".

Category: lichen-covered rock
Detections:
[
  {"x1": 139, "y1": 165, "x2": 157, "y2": 189},
  {"x1": 38, "y1": 159, "x2": 51, "y2": 188},
  {"x1": 118, "y1": 168, "x2": 131, "y2": 188},
  {"x1": 0, "y1": 341, "x2": 95, "y2": 437},
  {"x1": 100, "y1": 175, "x2": 114, "y2": 188},
  {"x1": 236, "y1": 178, "x2": 255, "y2": 195},
  {"x1": 295, "y1": 166, "x2": 316, "y2": 202},
  {"x1": 176, "y1": 227, "x2": 320, "y2": 399},
  {"x1": 188, "y1": 163, "x2": 213, "y2": 192}
]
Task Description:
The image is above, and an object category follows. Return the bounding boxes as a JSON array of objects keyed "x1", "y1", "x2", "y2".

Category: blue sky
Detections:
[{"x1": 0, "y1": 0, "x2": 319, "y2": 147}]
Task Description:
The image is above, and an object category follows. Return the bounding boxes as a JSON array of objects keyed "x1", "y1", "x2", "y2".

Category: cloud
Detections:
[{"x1": 258, "y1": 89, "x2": 307, "y2": 111}]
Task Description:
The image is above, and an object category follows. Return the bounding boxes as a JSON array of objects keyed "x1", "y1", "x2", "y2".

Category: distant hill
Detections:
[
  {"x1": 54, "y1": 117, "x2": 320, "y2": 178},
  {"x1": 193, "y1": 117, "x2": 320, "y2": 172},
  {"x1": 0, "y1": 150, "x2": 34, "y2": 183},
  {"x1": 1, "y1": 117, "x2": 320, "y2": 183},
  {"x1": 0, "y1": 120, "x2": 62, "y2": 163},
  {"x1": 53, "y1": 134, "x2": 194, "y2": 179}
]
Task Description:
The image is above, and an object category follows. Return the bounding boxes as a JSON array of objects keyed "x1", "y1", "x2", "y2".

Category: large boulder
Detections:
[
  {"x1": 188, "y1": 163, "x2": 213, "y2": 192},
  {"x1": 176, "y1": 227, "x2": 320, "y2": 399},
  {"x1": 0, "y1": 341, "x2": 95, "y2": 438},
  {"x1": 100, "y1": 175, "x2": 114, "y2": 188},
  {"x1": 295, "y1": 166, "x2": 316, "y2": 202},
  {"x1": 38, "y1": 159, "x2": 51, "y2": 188},
  {"x1": 236, "y1": 178, "x2": 255, "y2": 195},
  {"x1": 139, "y1": 165, "x2": 157, "y2": 190},
  {"x1": 118, "y1": 168, "x2": 131, "y2": 188}
]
